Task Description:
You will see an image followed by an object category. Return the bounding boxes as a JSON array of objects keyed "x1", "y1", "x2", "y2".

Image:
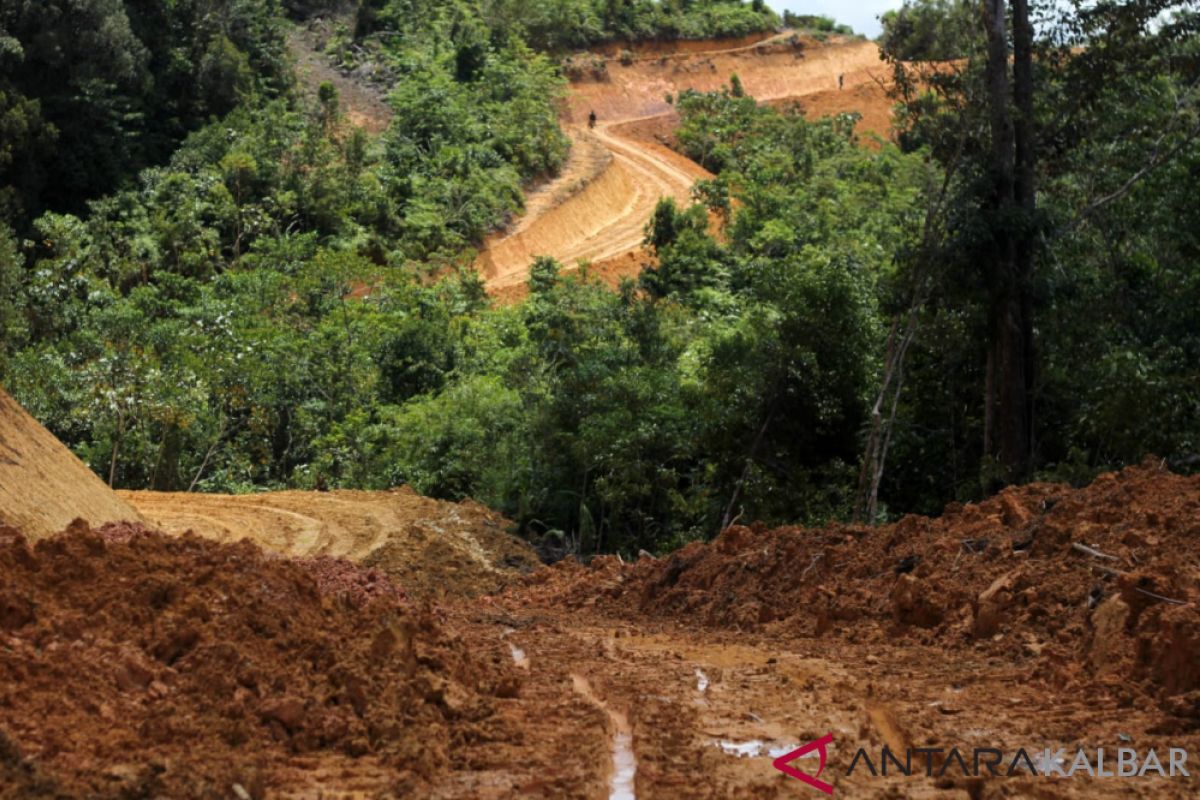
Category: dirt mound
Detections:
[
  {"x1": 0, "y1": 389, "x2": 143, "y2": 540},
  {"x1": 0, "y1": 520, "x2": 516, "y2": 798},
  {"x1": 515, "y1": 463, "x2": 1200, "y2": 725},
  {"x1": 121, "y1": 487, "x2": 540, "y2": 599}
]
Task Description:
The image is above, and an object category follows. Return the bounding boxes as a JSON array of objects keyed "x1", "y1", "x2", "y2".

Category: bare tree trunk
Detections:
[
  {"x1": 855, "y1": 312, "x2": 919, "y2": 524},
  {"x1": 855, "y1": 320, "x2": 899, "y2": 521},
  {"x1": 1011, "y1": 0, "x2": 1037, "y2": 475},
  {"x1": 108, "y1": 411, "x2": 124, "y2": 488},
  {"x1": 867, "y1": 314, "x2": 918, "y2": 523},
  {"x1": 720, "y1": 410, "x2": 772, "y2": 532},
  {"x1": 188, "y1": 416, "x2": 229, "y2": 492},
  {"x1": 982, "y1": 0, "x2": 1034, "y2": 483},
  {"x1": 983, "y1": 348, "x2": 994, "y2": 458}
]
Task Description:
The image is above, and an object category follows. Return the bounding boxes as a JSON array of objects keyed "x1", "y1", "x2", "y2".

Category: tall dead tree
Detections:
[{"x1": 982, "y1": 0, "x2": 1037, "y2": 484}]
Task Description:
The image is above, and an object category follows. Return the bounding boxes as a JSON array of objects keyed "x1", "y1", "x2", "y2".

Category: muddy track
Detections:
[
  {"x1": 477, "y1": 35, "x2": 891, "y2": 292},
  {"x1": 421, "y1": 605, "x2": 1198, "y2": 799}
]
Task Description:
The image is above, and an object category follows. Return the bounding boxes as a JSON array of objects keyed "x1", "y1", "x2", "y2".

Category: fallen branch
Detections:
[
  {"x1": 1133, "y1": 586, "x2": 1190, "y2": 606},
  {"x1": 1072, "y1": 542, "x2": 1118, "y2": 561},
  {"x1": 799, "y1": 553, "x2": 824, "y2": 581}
]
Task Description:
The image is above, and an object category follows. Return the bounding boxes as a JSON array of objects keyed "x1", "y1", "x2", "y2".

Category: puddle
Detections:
[
  {"x1": 610, "y1": 731, "x2": 637, "y2": 800},
  {"x1": 695, "y1": 669, "x2": 709, "y2": 692},
  {"x1": 714, "y1": 740, "x2": 803, "y2": 760},
  {"x1": 571, "y1": 674, "x2": 638, "y2": 800},
  {"x1": 509, "y1": 644, "x2": 529, "y2": 669}
]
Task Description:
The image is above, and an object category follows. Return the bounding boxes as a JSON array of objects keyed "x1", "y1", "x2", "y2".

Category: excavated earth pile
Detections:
[
  {"x1": 517, "y1": 464, "x2": 1200, "y2": 728},
  {"x1": 0, "y1": 388, "x2": 143, "y2": 539},
  {"x1": 0, "y1": 521, "x2": 518, "y2": 799}
]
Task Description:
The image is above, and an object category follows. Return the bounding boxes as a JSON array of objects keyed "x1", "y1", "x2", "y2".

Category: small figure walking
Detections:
[
  {"x1": 588, "y1": 110, "x2": 597, "y2": 129},
  {"x1": 838, "y1": 73, "x2": 844, "y2": 91}
]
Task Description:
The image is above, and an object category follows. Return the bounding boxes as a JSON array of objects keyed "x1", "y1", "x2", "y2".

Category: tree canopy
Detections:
[{"x1": 1, "y1": 0, "x2": 1198, "y2": 557}]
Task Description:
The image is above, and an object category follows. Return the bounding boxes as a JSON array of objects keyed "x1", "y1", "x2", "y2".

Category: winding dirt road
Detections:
[
  {"x1": 285, "y1": 26, "x2": 890, "y2": 294},
  {"x1": 477, "y1": 35, "x2": 892, "y2": 292},
  {"x1": 477, "y1": 120, "x2": 710, "y2": 292}
]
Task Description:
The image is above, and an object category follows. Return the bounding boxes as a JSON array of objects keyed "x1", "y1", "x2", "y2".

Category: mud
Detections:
[
  {"x1": 0, "y1": 521, "x2": 521, "y2": 798},
  {"x1": 515, "y1": 464, "x2": 1200, "y2": 722},
  {"x1": 5, "y1": 467, "x2": 1200, "y2": 797}
]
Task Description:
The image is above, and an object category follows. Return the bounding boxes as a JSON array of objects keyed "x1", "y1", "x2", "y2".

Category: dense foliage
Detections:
[
  {"x1": 2, "y1": 0, "x2": 1198, "y2": 557},
  {"x1": 0, "y1": 0, "x2": 290, "y2": 228},
  {"x1": 876, "y1": 0, "x2": 1200, "y2": 509},
  {"x1": 307, "y1": 0, "x2": 778, "y2": 57},
  {"x1": 477, "y1": 0, "x2": 778, "y2": 51},
  {"x1": 879, "y1": 0, "x2": 978, "y2": 60},
  {"x1": 781, "y1": 12, "x2": 856, "y2": 37}
]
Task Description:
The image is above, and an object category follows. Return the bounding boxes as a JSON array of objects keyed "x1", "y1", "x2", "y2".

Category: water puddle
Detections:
[
  {"x1": 501, "y1": 628, "x2": 529, "y2": 670},
  {"x1": 713, "y1": 740, "x2": 803, "y2": 759},
  {"x1": 509, "y1": 644, "x2": 529, "y2": 669},
  {"x1": 610, "y1": 731, "x2": 637, "y2": 800},
  {"x1": 571, "y1": 674, "x2": 638, "y2": 799}
]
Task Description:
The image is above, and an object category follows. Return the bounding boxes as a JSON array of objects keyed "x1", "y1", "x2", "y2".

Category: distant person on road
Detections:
[
  {"x1": 838, "y1": 73, "x2": 844, "y2": 91},
  {"x1": 588, "y1": 110, "x2": 597, "y2": 129}
]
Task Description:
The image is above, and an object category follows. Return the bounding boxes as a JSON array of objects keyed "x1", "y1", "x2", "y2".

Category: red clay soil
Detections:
[
  {"x1": 4, "y1": 467, "x2": 1200, "y2": 797},
  {"x1": 516, "y1": 463, "x2": 1200, "y2": 727},
  {"x1": 0, "y1": 521, "x2": 515, "y2": 799},
  {"x1": 768, "y1": 79, "x2": 896, "y2": 144}
]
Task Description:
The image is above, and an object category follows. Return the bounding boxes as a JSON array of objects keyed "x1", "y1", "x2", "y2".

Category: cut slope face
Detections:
[
  {"x1": 121, "y1": 486, "x2": 539, "y2": 598},
  {"x1": 478, "y1": 35, "x2": 892, "y2": 291},
  {"x1": 564, "y1": 36, "x2": 885, "y2": 126},
  {"x1": 0, "y1": 389, "x2": 142, "y2": 539}
]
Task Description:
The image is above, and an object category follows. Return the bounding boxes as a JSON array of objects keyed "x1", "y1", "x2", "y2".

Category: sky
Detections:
[{"x1": 773, "y1": 1, "x2": 904, "y2": 39}]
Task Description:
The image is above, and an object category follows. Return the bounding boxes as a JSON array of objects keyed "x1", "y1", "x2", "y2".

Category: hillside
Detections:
[
  {"x1": 1, "y1": 2, "x2": 1198, "y2": 796},
  {"x1": 479, "y1": 34, "x2": 894, "y2": 294}
]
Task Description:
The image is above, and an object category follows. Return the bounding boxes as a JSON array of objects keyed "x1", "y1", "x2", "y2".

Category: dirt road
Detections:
[
  {"x1": 477, "y1": 120, "x2": 710, "y2": 292},
  {"x1": 285, "y1": 26, "x2": 890, "y2": 294},
  {"x1": 121, "y1": 487, "x2": 538, "y2": 599},
  {"x1": 259, "y1": 602, "x2": 1198, "y2": 799},
  {"x1": 6, "y1": 416, "x2": 1199, "y2": 800},
  {"x1": 477, "y1": 35, "x2": 892, "y2": 291},
  {"x1": 15, "y1": 35, "x2": 1190, "y2": 800}
]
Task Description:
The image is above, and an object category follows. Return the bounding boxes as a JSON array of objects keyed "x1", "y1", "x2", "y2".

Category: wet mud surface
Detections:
[{"x1": 3, "y1": 464, "x2": 1198, "y2": 798}]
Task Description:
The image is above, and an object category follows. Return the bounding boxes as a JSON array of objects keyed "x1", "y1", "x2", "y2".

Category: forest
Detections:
[{"x1": 1, "y1": 0, "x2": 1198, "y2": 556}]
